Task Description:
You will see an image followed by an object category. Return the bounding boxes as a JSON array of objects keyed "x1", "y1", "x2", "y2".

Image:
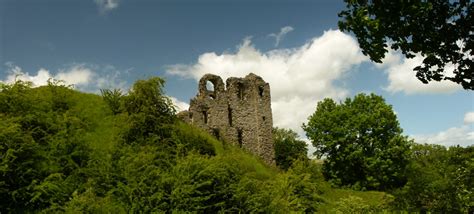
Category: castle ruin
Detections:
[{"x1": 178, "y1": 73, "x2": 275, "y2": 165}]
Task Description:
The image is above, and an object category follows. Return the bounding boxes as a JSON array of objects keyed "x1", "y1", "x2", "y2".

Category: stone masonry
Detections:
[{"x1": 178, "y1": 73, "x2": 275, "y2": 165}]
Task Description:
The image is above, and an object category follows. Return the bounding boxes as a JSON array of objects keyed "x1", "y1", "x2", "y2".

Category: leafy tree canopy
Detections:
[
  {"x1": 119, "y1": 77, "x2": 177, "y2": 144},
  {"x1": 303, "y1": 93, "x2": 411, "y2": 190},
  {"x1": 273, "y1": 127, "x2": 308, "y2": 170},
  {"x1": 393, "y1": 143, "x2": 474, "y2": 213},
  {"x1": 339, "y1": 0, "x2": 473, "y2": 89}
]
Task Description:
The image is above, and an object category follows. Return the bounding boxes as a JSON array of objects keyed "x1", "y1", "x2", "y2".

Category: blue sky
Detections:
[{"x1": 1, "y1": 0, "x2": 473, "y2": 147}]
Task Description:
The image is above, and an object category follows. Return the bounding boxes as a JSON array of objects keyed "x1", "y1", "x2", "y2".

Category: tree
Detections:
[
  {"x1": 338, "y1": 0, "x2": 473, "y2": 89},
  {"x1": 120, "y1": 77, "x2": 177, "y2": 144},
  {"x1": 100, "y1": 88, "x2": 123, "y2": 115},
  {"x1": 393, "y1": 143, "x2": 474, "y2": 212},
  {"x1": 303, "y1": 93, "x2": 410, "y2": 190},
  {"x1": 273, "y1": 127, "x2": 309, "y2": 170}
]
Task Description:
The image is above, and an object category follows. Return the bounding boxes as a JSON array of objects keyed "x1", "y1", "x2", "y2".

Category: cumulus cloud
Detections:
[
  {"x1": 3, "y1": 65, "x2": 52, "y2": 86},
  {"x1": 169, "y1": 96, "x2": 190, "y2": 112},
  {"x1": 412, "y1": 125, "x2": 474, "y2": 147},
  {"x1": 464, "y1": 112, "x2": 474, "y2": 124},
  {"x1": 3, "y1": 64, "x2": 92, "y2": 87},
  {"x1": 56, "y1": 66, "x2": 94, "y2": 85},
  {"x1": 268, "y1": 26, "x2": 294, "y2": 47},
  {"x1": 379, "y1": 51, "x2": 461, "y2": 94},
  {"x1": 94, "y1": 0, "x2": 119, "y2": 14},
  {"x1": 2, "y1": 63, "x2": 128, "y2": 93},
  {"x1": 167, "y1": 29, "x2": 367, "y2": 136}
]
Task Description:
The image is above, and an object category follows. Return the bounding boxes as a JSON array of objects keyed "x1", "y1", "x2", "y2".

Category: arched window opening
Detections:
[
  {"x1": 206, "y1": 81, "x2": 216, "y2": 99},
  {"x1": 206, "y1": 81, "x2": 214, "y2": 91}
]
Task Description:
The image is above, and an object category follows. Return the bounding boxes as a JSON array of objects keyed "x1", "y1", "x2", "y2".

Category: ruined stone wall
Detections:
[{"x1": 178, "y1": 73, "x2": 275, "y2": 165}]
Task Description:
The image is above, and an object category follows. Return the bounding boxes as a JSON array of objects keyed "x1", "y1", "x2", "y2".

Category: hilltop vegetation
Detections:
[
  {"x1": 0, "y1": 78, "x2": 472, "y2": 213},
  {"x1": 304, "y1": 95, "x2": 473, "y2": 212}
]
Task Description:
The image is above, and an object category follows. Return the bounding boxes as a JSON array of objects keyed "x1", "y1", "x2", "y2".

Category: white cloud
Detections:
[
  {"x1": 94, "y1": 0, "x2": 119, "y2": 14},
  {"x1": 412, "y1": 125, "x2": 474, "y2": 147},
  {"x1": 464, "y1": 112, "x2": 474, "y2": 124},
  {"x1": 169, "y1": 96, "x2": 190, "y2": 112},
  {"x1": 379, "y1": 51, "x2": 461, "y2": 94},
  {"x1": 93, "y1": 65, "x2": 129, "y2": 92},
  {"x1": 3, "y1": 65, "x2": 92, "y2": 87},
  {"x1": 268, "y1": 26, "x2": 294, "y2": 47},
  {"x1": 167, "y1": 29, "x2": 366, "y2": 136},
  {"x1": 3, "y1": 66, "x2": 52, "y2": 86},
  {"x1": 2, "y1": 63, "x2": 128, "y2": 93},
  {"x1": 56, "y1": 65, "x2": 93, "y2": 85}
]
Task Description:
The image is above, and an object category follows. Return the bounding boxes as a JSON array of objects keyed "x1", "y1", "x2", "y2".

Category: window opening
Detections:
[
  {"x1": 228, "y1": 105, "x2": 233, "y2": 126},
  {"x1": 206, "y1": 81, "x2": 216, "y2": 99},
  {"x1": 237, "y1": 129, "x2": 243, "y2": 148},
  {"x1": 203, "y1": 111, "x2": 208, "y2": 124},
  {"x1": 258, "y1": 85, "x2": 264, "y2": 97},
  {"x1": 206, "y1": 81, "x2": 214, "y2": 91}
]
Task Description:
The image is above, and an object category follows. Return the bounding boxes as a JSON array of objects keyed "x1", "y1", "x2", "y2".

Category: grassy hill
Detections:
[{"x1": 0, "y1": 79, "x2": 393, "y2": 213}]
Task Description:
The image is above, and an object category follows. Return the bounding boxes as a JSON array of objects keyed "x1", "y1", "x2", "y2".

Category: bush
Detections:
[
  {"x1": 0, "y1": 81, "x2": 90, "y2": 212},
  {"x1": 392, "y1": 143, "x2": 474, "y2": 213},
  {"x1": 273, "y1": 127, "x2": 308, "y2": 170}
]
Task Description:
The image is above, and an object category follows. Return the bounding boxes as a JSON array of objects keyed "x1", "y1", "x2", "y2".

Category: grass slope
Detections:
[{"x1": 73, "y1": 89, "x2": 393, "y2": 212}]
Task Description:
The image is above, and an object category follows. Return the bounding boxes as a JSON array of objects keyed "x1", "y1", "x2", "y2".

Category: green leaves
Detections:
[
  {"x1": 119, "y1": 77, "x2": 177, "y2": 145},
  {"x1": 0, "y1": 80, "x2": 35, "y2": 115},
  {"x1": 393, "y1": 144, "x2": 474, "y2": 212},
  {"x1": 0, "y1": 81, "x2": 91, "y2": 212},
  {"x1": 100, "y1": 88, "x2": 123, "y2": 115},
  {"x1": 123, "y1": 77, "x2": 175, "y2": 117},
  {"x1": 303, "y1": 93, "x2": 410, "y2": 190},
  {"x1": 273, "y1": 127, "x2": 308, "y2": 170},
  {"x1": 339, "y1": 0, "x2": 473, "y2": 89}
]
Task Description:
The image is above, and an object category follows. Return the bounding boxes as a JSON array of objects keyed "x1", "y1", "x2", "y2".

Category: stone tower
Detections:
[{"x1": 178, "y1": 73, "x2": 275, "y2": 165}]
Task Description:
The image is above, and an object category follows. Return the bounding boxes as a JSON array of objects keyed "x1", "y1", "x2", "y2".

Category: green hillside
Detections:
[{"x1": 1, "y1": 78, "x2": 471, "y2": 213}]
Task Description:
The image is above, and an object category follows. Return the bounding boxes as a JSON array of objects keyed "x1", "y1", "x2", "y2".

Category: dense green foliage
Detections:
[
  {"x1": 392, "y1": 143, "x2": 474, "y2": 213},
  {"x1": 1, "y1": 78, "x2": 367, "y2": 213},
  {"x1": 303, "y1": 92, "x2": 473, "y2": 212},
  {"x1": 100, "y1": 88, "x2": 123, "y2": 115},
  {"x1": 303, "y1": 93, "x2": 411, "y2": 190},
  {"x1": 273, "y1": 127, "x2": 308, "y2": 170},
  {"x1": 1, "y1": 78, "x2": 471, "y2": 213},
  {"x1": 339, "y1": 0, "x2": 473, "y2": 89},
  {"x1": 0, "y1": 80, "x2": 91, "y2": 211}
]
